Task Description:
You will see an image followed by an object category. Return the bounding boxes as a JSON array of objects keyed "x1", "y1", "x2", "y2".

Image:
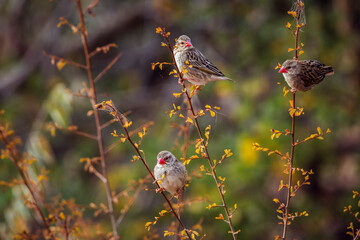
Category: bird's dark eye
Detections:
[{"x1": 286, "y1": 66, "x2": 291, "y2": 70}]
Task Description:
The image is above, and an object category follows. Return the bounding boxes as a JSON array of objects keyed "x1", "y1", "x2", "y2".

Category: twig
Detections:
[
  {"x1": 74, "y1": 0, "x2": 118, "y2": 239},
  {"x1": 43, "y1": 51, "x2": 87, "y2": 70},
  {"x1": 94, "y1": 53, "x2": 122, "y2": 83}
]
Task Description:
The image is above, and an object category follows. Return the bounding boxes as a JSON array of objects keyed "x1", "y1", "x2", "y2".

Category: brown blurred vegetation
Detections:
[{"x1": 0, "y1": 0, "x2": 359, "y2": 239}]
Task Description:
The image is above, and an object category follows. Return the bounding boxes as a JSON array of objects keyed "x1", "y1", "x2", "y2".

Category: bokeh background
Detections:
[{"x1": 0, "y1": 0, "x2": 359, "y2": 239}]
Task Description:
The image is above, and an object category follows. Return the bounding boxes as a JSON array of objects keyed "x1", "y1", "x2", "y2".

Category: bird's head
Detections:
[
  {"x1": 157, "y1": 151, "x2": 176, "y2": 165},
  {"x1": 174, "y1": 35, "x2": 193, "y2": 52},
  {"x1": 279, "y1": 60, "x2": 299, "y2": 75}
]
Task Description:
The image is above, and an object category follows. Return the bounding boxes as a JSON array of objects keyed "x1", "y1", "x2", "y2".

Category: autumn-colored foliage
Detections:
[{"x1": 0, "y1": 0, "x2": 358, "y2": 240}]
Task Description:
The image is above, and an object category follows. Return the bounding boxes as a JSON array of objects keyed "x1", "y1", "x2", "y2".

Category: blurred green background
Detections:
[{"x1": 0, "y1": 0, "x2": 359, "y2": 239}]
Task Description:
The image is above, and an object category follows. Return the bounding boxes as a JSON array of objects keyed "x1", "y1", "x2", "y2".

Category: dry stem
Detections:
[
  {"x1": 282, "y1": 1, "x2": 303, "y2": 238},
  {"x1": 75, "y1": 0, "x2": 118, "y2": 238}
]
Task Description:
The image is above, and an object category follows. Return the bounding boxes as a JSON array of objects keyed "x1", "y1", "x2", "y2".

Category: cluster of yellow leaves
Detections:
[
  {"x1": 151, "y1": 62, "x2": 172, "y2": 71},
  {"x1": 287, "y1": 11, "x2": 297, "y2": 18},
  {"x1": 274, "y1": 195, "x2": 309, "y2": 225},
  {"x1": 205, "y1": 105, "x2": 220, "y2": 118},
  {"x1": 288, "y1": 100, "x2": 304, "y2": 117},
  {"x1": 288, "y1": 43, "x2": 305, "y2": 56},
  {"x1": 182, "y1": 154, "x2": 200, "y2": 166},
  {"x1": 344, "y1": 191, "x2": 360, "y2": 238},
  {"x1": 111, "y1": 130, "x2": 127, "y2": 143},
  {"x1": 270, "y1": 128, "x2": 291, "y2": 140},
  {"x1": 155, "y1": 27, "x2": 170, "y2": 37},
  {"x1": 295, "y1": 127, "x2": 331, "y2": 146},
  {"x1": 145, "y1": 209, "x2": 171, "y2": 231},
  {"x1": 274, "y1": 62, "x2": 282, "y2": 70}
]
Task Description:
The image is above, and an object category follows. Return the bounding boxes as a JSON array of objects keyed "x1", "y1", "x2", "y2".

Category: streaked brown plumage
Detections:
[
  {"x1": 279, "y1": 59, "x2": 334, "y2": 92},
  {"x1": 174, "y1": 35, "x2": 232, "y2": 85}
]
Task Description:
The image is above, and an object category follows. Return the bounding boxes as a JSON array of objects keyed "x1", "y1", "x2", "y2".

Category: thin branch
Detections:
[
  {"x1": 282, "y1": 92, "x2": 295, "y2": 240},
  {"x1": 89, "y1": 43, "x2": 118, "y2": 57},
  {"x1": 94, "y1": 53, "x2": 122, "y2": 83},
  {"x1": 282, "y1": 1, "x2": 303, "y2": 237},
  {"x1": 75, "y1": 0, "x2": 118, "y2": 239},
  {"x1": 43, "y1": 51, "x2": 87, "y2": 70}
]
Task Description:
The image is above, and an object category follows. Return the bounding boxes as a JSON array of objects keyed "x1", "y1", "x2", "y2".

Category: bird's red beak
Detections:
[
  {"x1": 159, "y1": 158, "x2": 166, "y2": 165},
  {"x1": 279, "y1": 67, "x2": 288, "y2": 73},
  {"x1": 185, "y1": 40, "x2": 192, "y2": 48}
]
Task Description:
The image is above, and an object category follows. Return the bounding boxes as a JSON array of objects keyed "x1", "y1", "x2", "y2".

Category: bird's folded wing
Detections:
[{"x1": 186, "y1": 49, "x2": 226, "y2": 76}]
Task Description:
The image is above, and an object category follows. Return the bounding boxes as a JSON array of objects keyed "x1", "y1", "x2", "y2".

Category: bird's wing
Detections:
[
  {"x1": 186, "y1": 48, "x2": 225, "y2": 76},
  {"x1": 300, "y1": 60, "x2": 327, "y2": 85}
]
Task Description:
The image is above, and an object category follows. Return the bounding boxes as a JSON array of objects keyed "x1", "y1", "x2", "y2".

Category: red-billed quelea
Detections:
[
  {"x1": 279, "y1": 59, "x2": 334, "y2": 92},
  {"x1": 174, "y1": 35, "x2": 233, "y2": 85},
  {"x1": 154, "y1": 151, "x2": 186, "y2": 195}
]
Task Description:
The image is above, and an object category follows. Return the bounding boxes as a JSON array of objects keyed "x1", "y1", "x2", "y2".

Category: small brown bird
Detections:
[
  {"x1": 154, "y1": 151, "x2": 186, "y2": 195},
  {"x1": 279, "y1": 59, "x2": 334, "y2": 92},
  {"x1": 174, "y1": 35, "x2": 232, "y2": 85}
]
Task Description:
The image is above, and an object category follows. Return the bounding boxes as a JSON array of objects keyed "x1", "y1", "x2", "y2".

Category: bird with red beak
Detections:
[{"x1": 279, "y1": 59, "x2": 334, "y2": 92}]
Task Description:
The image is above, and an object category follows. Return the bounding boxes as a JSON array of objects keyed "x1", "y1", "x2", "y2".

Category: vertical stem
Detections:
[
  {"x1": 282, "y1": 2, "x2": 302, "y2": 238},
  {"x1": 163, "y1": 35, "x2": 237, "y2": 240},
  {"x1": 75, "y1": 1, "x2": 118, "y2": 239},
  {"x1": 282, "y1": 92, "x2": 296, "y2": 239},
  {"x1": 294, "y1": 0, "x2": 302, "y2": 60}
]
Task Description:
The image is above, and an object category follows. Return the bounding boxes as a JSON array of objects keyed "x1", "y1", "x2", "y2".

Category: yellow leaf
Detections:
[
  {"x1": 286, "y1": 22, "x2": 291, "y2": 29},
  {"x1": 155, "y1": 27, "x2": 162, "y2": 33},
  {"x1": 287, "y1": 11, "x2": 297, "y2": 18},
  {"x1": 209, "y1": 110, "x2": 215, "y2": 117},
  {"x1": 275, "y1": 63, "x2": 282, "y2": 70},
  {"x1": 205, "y1": 105, "x2": 211, "y2": 109},
  {"x1": 317, "y1": 127, "x2": 323, "y2": 135},
  {"x1": 164, "y1": 231, "x2": 174, "y2": 237},
  {"x1": 289, "y1": 100, "x2": 294, "y2": 108},
  {"x1": 186, "y1": 117, "x2": 194, "y2": 125},
  {"x1": 288, "y1": 48, "x2": 294, "y2": 52},
  {"x1": 215, "y1": 213, "x2": 224, "y2": 220},
  {"x1": 59, "y1": 212, "x2": 65, "y2": 221},
  {"x1": 56, "y1": 60, "x2": 67, "y2": 70},
  {"x1": 299, "y1": 50, "x2": 304, "y2": 56},
  {"x1": 173, "y1": 92, "x2": 182, "y2": 98}
]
